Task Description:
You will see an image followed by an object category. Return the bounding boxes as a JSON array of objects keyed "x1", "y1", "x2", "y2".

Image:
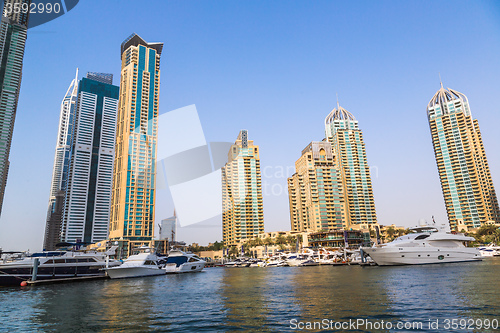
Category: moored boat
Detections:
[
  {"x1": 0, "y1": 247, "x2": 120, "y2": 286},
  {"x1": 362, "y1": 225, "x2": 481, "y2": 266},
  {"x1": 164, "y1": 250, "x2": 206, "y2": 273},
  {"x1": 105, "y1": 248, "x2": 165, "y2": 279}
]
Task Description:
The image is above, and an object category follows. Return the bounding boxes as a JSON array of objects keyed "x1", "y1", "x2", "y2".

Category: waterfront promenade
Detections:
[{"x1": 1, "y1": 259, "x2": 499, "y2": 332}]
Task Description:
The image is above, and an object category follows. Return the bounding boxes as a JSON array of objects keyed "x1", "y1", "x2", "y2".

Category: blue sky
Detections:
[{"x1": 1, "y1": 0, "x2": 500, "y2": 251}]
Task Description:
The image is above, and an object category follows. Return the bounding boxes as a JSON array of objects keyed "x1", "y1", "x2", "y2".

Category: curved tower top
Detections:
[
  {"x1": 427, "y1": 84, "x2": 470, "y2": 118},
  {"x1": 325, "y1": 104, "x2": 359, "y2": 138}
]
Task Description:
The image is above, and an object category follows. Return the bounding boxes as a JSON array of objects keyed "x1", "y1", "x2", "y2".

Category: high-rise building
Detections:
[
  {"x1": 288, "y1": 141, "x2": 345, "y2": 232},
  {"x1": 109, "y1": 34, "x2": 163, "y2": 255},
  {"x1": 325, "y1": 103, "x2": 377, "y2": 228},
  {"x1": 43, "y1": 69, "x2": 79, "y2": 250},
  {"x1": 159, "y1": 211, "x2": 177, "y2": 242},
  {"x1": 222, "y1": 130, "x2": 264, "y2": 246},
  {"x1": 427, "y1": 84, "x2": 500, "y2": 230},
  {"x1": 0, "y1": 0, "x2": 30, "y2": 216},
  {"x1": 60, "y1": 73, "x2": 119, "y2": 244}
]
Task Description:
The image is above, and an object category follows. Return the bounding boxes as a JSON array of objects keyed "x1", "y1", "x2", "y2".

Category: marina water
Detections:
[{"x1": 1, "y1": 259, "x2": 500, "y2": 332}]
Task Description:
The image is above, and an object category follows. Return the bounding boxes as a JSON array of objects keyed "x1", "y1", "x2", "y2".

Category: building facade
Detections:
[
  {"x1": 0, "y1": 0, "x2": 30, "y2": 216},
  {"x1": 427, "y1": 84, "x2": 500, "y2": 230},
  {"x1": 61, "y1": 73, "x2": 119, "y2": 244},
  {"x1": 222, "y1": 130, "x2": 264, "y2": 246},
  {"x1": 160, "y1": 212, "x2": 177, "y2": 241},
  {"x1": 109, "y1": 34, "x2": 163, "y2": 255},
  {"x1": 325, "y1": 104, "x2": 377, "y2": 228},
  {"x1": 43, "y1": 70, "x2": 79, "y2": 250},
  {"x1": 288, "y1": 141, "x2": 345, "y2": 232}
]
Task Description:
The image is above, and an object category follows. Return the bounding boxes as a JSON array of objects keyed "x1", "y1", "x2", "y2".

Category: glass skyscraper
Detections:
[
  {"x1": 45, "y1": 72, "x2": 119, "y2": 248},
  {"x1": 222, "y1": 130, "x2": 264, "y2": 246},
  {"x1": 325, "y1": 103, "x2": 377, "y2": 228},
  {"x1": 61, "y1": 73, "x2": 119, "y2": 244},
  {"x1": 427, "y1": 84, "x2": 499, "y2": 230},
  {"x1": 44, "y1": 69, "x2": 79, "y2": 250},
  {"x1": 0, "y1": 0, "x2": 30, "y2": 216},
  {"x1": 109, "y1": 34, "x2": 162, "y2": 256}
]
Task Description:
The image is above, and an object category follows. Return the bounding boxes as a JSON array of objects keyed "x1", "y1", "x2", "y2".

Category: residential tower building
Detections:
[
  {"x1": 43, "y1": 69, "x2": 79, "y2": 250},
  {"x1": 427, "y1": 84, "x2": 500, "y2": 230},
  {"x1": 288, "y1": 141, "x2": 345, "y2": 232},
  {"x1": 61, "y1": 73, "x2": 119, "y2": 244},
  {"x1": 325, "y1": 103, "x2": 377, "y2": 228},
  {"x1": 222, "y1": 130, "x2": 264, "y2": 246},
  {"x1": 0, "y1": 0, "x2": 30, "y2": 216},
  {"x1": 109, "y1": 34, "x2": 163, "y2": 255}
]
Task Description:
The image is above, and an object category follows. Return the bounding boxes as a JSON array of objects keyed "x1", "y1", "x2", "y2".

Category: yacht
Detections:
[
  {"x1": 477, "y1": 244, "x2": 500, "y2": 257},
  {"x1": 105, "y1": 247, "x2": 165, "y2": 279},
  {"x1": 0, "y1": 247, "x2": 120, "y2": 286},
  {"x1": 362, "y1": 226, "x2": 481, "y2": 266},
  {"x1": 163, "y1": 250, "x2": 206, "y2": 273}
]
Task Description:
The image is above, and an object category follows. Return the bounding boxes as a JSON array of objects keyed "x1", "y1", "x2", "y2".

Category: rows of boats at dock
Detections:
[
  {"x1": 225, "y1": 225, "x2": 495, "y2": 267},
  {"x1": 223, "y1": 247, "x2": 373, "y2": 268},
  {"x1": 1, "y1": 224, "x2": 498, "y2": 286},
  {"x1": 0, "y1": 246, "x2": 206, "y2": 286}
]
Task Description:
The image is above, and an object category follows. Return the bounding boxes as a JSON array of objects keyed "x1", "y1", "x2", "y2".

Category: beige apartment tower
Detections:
[
  {"x1": 427, "y1": 84, "x2": 499, "y2": 230},
  {"x1": 109, "y1": 34, "x2": 163, "y2": 256},
  {"x1": 325, "y1": 103, "x2": 377, "y2": 228},
  {"x1": 288, "y1": 141, "x2": 346, "y2": 232},
  {"x1": 222, "y1": 130, "x2": 264, "y2": 246}
]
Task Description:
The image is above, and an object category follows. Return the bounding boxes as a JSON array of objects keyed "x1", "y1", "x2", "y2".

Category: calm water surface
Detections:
[{"x1": 1, "y1": 259, "x2": 500, "y2": 332}]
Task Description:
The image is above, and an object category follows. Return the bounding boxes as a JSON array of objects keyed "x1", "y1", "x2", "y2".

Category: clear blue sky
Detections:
[{"x1": 1, "y1": 0, "x2": 500, "y2": 251}]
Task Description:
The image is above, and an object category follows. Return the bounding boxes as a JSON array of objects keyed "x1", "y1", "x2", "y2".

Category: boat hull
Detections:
[
  {"x1": 164, "y1": 262, "x2": 205, "y2": 273},
  {"x1": 105, "y1": 266, "x2": 166, "y2": 279},
  {"x1": 362, "y1": 247, "x2": 482, "y2": 266}
]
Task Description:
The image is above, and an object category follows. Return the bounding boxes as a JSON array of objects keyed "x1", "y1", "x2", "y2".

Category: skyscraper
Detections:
[
  {"x1": 288, "y1": 141, "x2": 345, "y2": 232},
  {"x1": 427, "y1": 84, "x2": 499, "y2": 230},
  {"x1": 0, "y1": 0, "x2": 30, "y2": 216},
  {"x1": 60, "y1": 73, "x2": 119, "y2": 244},
  {"x1": 325, "y1": 103, "x2": 377, "y2": 228},
  {"x1": 109, "y1": 34, "x2": 162, "y2": 255},
  {"x1": 222, "y1": 130, "x2": 264, "y2": 246},
  {"x1": 43, "y1": 69, "x2": 79, "y2": 250}
]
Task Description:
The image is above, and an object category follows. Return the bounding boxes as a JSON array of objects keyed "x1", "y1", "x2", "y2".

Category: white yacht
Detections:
[
  {"x1": 0, "y1": 247, "x2": 121, "y2": 286},
  {"x1": 477, "y1": 244, "x2": 500, "y2": 257},
  {"x1": 362, "y1": 226, "x2": 481, "y2": 266},
  {"x1": 164, "y1": 250, "x2": 206, "y2": 273},
  {"x1": 105, "y1": 248, "x2": 165, "y2": 279}
]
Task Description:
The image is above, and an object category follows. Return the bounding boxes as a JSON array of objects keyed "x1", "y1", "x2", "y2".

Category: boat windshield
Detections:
[
  {"x1": 31, "y1": 252, "x2": 67, "y2": 257},
  {"x1": 166, "y1": 256, "x2": 188, "y2": 267},
  {"x1": 410, "y1": 227, "x2": 438, "y2": 234}
]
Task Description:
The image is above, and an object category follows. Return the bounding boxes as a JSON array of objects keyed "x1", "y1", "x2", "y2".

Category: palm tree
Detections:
[
  {"x1": 263, "y1": 238, "x2": 274, "y2": 246},
  {"x1": 386, "y1": 227, "x2": 396, "y2": 240},
  {"x1": 276, "y1": 235, "x2": 287, "y2": 245}
]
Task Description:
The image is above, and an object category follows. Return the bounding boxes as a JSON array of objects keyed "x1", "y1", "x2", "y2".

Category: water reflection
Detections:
[{"x1": 1, "y1": 261, "x2": 499, "y2": 332}]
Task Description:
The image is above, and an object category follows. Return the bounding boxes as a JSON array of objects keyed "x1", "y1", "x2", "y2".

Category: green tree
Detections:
[
  {"x1": 263, "y1": 238, "x2": 274, "y2": 246},
  {"x1": 386, "y1": 227, "x2": 396, "y2": 240}
]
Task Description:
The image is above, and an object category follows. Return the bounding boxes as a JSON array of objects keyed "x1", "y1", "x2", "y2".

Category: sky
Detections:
[{"x1": 1, "y1": 0, "x2": 500, "y2": 251}]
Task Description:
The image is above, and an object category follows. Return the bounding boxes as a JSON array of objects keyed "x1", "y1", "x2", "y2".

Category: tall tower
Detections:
[
  {"x1": 222, "y1": 130, "x2": 264, "y2": 246},
  {"x1": 288, "y1": 141, "x2": 345, "y2": 232},
  {"x1": 325, "y1": 104, "x2": 377, "y2": 228},
  {"x1": 427, "y1": 84, "x2": 499, "y2": 230},
  {"x1": 0, "y1": 0, "x2": 30, "y2": 216},
  {"x1": 61, "y1": 73, "x2": 119, "y2": 244},
  {"x1": 109, "y1": 34, "x2": 162, "y2": 255},
  {"x1": 43, "y1": 69, "x2": 79, "y2": 250}
]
